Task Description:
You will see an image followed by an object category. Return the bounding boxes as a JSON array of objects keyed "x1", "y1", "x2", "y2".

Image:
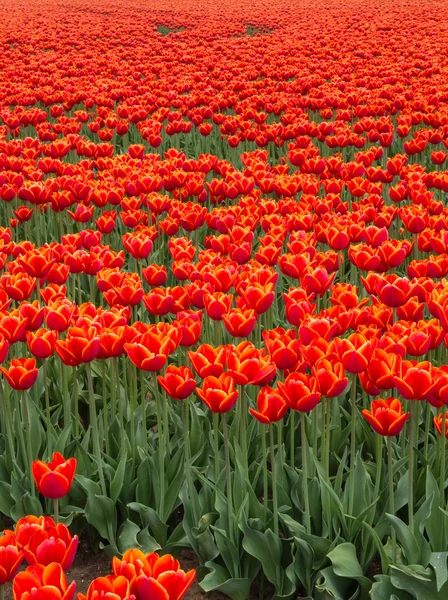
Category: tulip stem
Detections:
[
  {"x1": 441, "y1": 407, "x2": 447, "y2": 548},
  {"x1": 213, "y1": 413, "x2": 220, "y2": 482},
  {"x1": 152, "y1": 373, "x2": 165, "y2": 521},
  {"x1": 102, "y1": 360, "x2": 109, "y2": 456},
  {"x1": 73, "y1": 366, "x2": 79, "y2": 438},
  {"x1": 349, "y1": 373, "x2": 357, "y2": 515},
  {"x1": 269, "y1": 423, "x2": 279, "y2": 536},
  {"x1": 290, "y1": 410, "x2": 295, "y2": 469},
  {"x1": 86, "y1": 363, "x2": 106, "y2": 496},
  {"x1": 301, "y1": 412, "x2": 311, "y2": 535},
  {"x1": 371, "y1": 435, "x2": 383, "y2": 524},
  {"x1": 21, "y1": 391, "x2": 35, "y2": 496},
  {"x1": 409, "y1": 401, "x2": 417, "y2": 533},
  {"x1": 239, "y1": 386, "x2": 249, "y2": 481},
  {"x1": 222, "y1": 414, "x2": 234, "y2": 541},
  {"x1": 62, "y1": 364, "x2": 70, "y2": 431},
  {"x1": 325, "y1": 397, "x2": 331, "y2": 477},
  {"x1": 115, "y1": 358, "x2": 124, "y2": 445},
  {"x1": 0, "y1": 381, "x2": 14, "y2": 471},
  {"x1": 387, "y1": 436, "x2": 396, "y2": 563},
  {"x1": 262, "y1": 424, "x2": 268, "y2": 522},
  {"x1": 54, "y1": 498, "x2": 59, "y2": 524}
]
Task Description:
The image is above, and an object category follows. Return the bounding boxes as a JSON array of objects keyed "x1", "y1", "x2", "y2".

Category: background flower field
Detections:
[{"x1": 1, "y1": 0, "x2": 448, "y2": 598}]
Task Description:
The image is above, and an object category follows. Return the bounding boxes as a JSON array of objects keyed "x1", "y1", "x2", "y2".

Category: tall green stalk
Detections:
[
  {"x1": 86, "y1": 363, "x2": 106, "y2": 496},
  {"x1": 387, "y1": 436, "x2": 397, "y2": 563},
  {"x1": 349, "y1": 373, "x2": 357, "y2": 515},
  {"x1": 269, "y1": 423, "x2": 279, "y2": 536},
  {"x1": 222, "y1": 414, "x2": 234, "y2": 541},
  {"x1": 301, "y1": 412, "x2": 311, "y2": 535}
]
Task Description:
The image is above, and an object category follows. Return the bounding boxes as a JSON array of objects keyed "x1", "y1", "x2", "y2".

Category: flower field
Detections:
[{"x1": 1, "y1": 0, "x2": 448, "y2": 597}]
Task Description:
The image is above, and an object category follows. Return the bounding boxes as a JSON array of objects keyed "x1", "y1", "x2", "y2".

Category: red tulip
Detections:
[
  {"x1": 362, "y1": 398, "x2": 410, "y2": 436},
  {"x1": 23, "y1": 522, "x2": 78, "y2": 571},
  {"x1": 13, "y1": 563, "x2": 76, "y2": 600},
  {"x1": 249, "y1": 387, "x2": 288, "y2": 424},
  {"x1": 32, "y1": 452, "x2": 77, "y2": 499},
  {"x1": 0, "y1": 358, "x2": 38, "y2": 390},
  {"x1": 158, "y1": 366, "x2": 196, "y2": 400},
  {"x1": 196, "y1": 374, "x2": 238, "y2": 413},
  {"x1": 0, "y1": 533, "x2": 23, "y2": 585}
]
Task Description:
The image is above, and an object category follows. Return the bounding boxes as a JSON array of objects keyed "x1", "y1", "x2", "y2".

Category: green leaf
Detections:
[
  {"x1": 371, "y1": 575, "x2": 411, "y2": 600},
  {"x1": 200, "y1": 562, "x2": 252, "y2": 600},
  {"x1": 327, "y1": 543, "x2": 371, "y2": 599},
  {"x1": 117, "y1": 519, "x2": 141, "y2": 555},
  {"x1": 386, "y1": 514, "x2": 421, "y2": 565},
  {"x1": 0, "y1": 482, "x2": 14, "y2": 516},
  {"x1": 429, "y1": 552, "x2": 448, "y2": 592},
  {"x1": 85, "y1": 494, "x2": 117, "y2": 545},
  {"x1": 110, "y1": 450, "x2": 127, "y2": 505}
]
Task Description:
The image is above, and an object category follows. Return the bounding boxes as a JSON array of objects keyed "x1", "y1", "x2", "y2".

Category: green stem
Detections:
[
  {"x1": 290, "y1": 410, "x2": 295, "y2": 469},
  {"x1": 371, "y1": 435, "x2": 382, "y2": 523},
  {"x1": 73, "y1": 366, "x2": 79, "y2": 438},
  {"x1": 409, "y1": 401, "x2": 417, "y2": 533},
  {"x1": 0, "y1": 381, "x2": 14, "y2": 472},
  {"x1": 213, "y1": 413, "x2": 220, "y2": 482},
  {"x1": 349, "y1": 373, "x2": 357, "y2": 515},
  {"x1": 62, "y1": 364, "x2": 70, "y2": 431},
  {"x1": 301, "y1": 412, "x2": 311, "y2": 534},
  {"x1": 240, "y1": 386, "x2": 249, "y2": 480},
  {"x1": 54, "y1": 498, "x2": 59, "y2": 524},
  {"x1": 222, "y1": 414, "x2": 233, "y2": 541},
  {"x1": 387, "y1": 436, "x2": 396, "y2": 563},
  {"x1": 269, "y1": 423, "x2": 279, "y2": 536},
  {"x1": 153, "y1": 373, "x2": 165, "y2": 519},
  {"x1": 115, "y1": 358, "x2": 124, "y2": 445},
  {"x1": 86, "y1": 363, "x2": 106, "y2": 496},
  {"x1": 262, "y1": 424, "x2": 268, "y2": 522},
  {"x1": 325, "y1": 397, "x2": 331, "y2": 477},
  {"x1": 21, "y1": 391, "x2": 35, "y2": 496}
]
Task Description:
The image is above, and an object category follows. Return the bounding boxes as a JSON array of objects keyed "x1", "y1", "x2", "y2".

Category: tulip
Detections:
[
  {"x1": 0, "y1": 533, "x2": 23, "y2": 585},
  {"x1": 249, "y1": 387, "x2": 288, "y2": 424},
  {"x1": 78, "y1": 575, "x2": 132, "y2": 600},
  {"x1": 22, "y1": 522, "x2": 78, "y2": 571},
  {"x1": 362, "y1": 398, "x2": 410, "y2": 436},
  {"x1": 26, "y1": 328, "x2": 58, "y2": 359},
  {"x1": 222, "y1": 308, "x2": 257, "y2": 337},
  {"x1": 32, "y1": 452, "x2": 77, "y2": 499},
  {"x1": 0, "y1": 358, "x2": 38, "y2": 391},
  {"x1": 196, "y1": 374, "x2": 238, "y2": 413},
  {"x1": 278, "y1": 372, "x2": 321, "y2": 412},
  {"x1": 13, "y1": 563, "x2": 76, "y2": 600},
  {"x1": 158, "y1": 366, "x2": 196, "y2": 400}
]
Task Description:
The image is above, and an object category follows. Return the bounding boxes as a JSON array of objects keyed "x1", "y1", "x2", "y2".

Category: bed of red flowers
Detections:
[{"x1": 1, "y1": 0, "x2": 448, "y2": 597}]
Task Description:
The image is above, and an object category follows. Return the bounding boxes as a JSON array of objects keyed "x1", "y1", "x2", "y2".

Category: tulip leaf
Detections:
[
  {"x1": 386, "y1": 514, "x2": 422, "y2": 565},
  {"x1": 85, "y1": 493, "x2": 117, "y2": 545},
  {"x1": 110, "y1": 449, "x2": 127, "y2": 505},
  {"x1": 371, "y1": 575, "x2": 410, "y2": 600},
  {"x1": 429, "y1": 552, "x2": 448, "y2": 592},
  {"x1": 0, "y1": 482, "x2": 14, "y2": 516},
  {"x1": 200, "y1": 561, "x2": 252, "y2": 600}
]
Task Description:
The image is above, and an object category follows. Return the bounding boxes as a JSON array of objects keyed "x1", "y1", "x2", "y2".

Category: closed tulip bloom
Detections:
[
  {"x1": 362, "y1": 398, "x2": 410, "y2": 436},
  {"x1": 97, "y1": 328, "x2": 125, "y2": 359},
  {"x1": 238, "y1": 282, "x2": 275, "y2": 314},
  {"x1": 32, "y1": 452, "x2": 77, "y2": 499},
  {"x1": 130, "y1": 569, "x2": 196, "y2": 600},
  {"x1": 0, "y1": 358, "x2": 38, "y2": 391},
  {"x1": 394, "y1": 360, "x2": 438, "y2": 400},
  {"x1": 56, "y1": 326, "x2": 100, "y2": 366},
  {"x1": 313, "y1": 358, "x2": 348, "y2": 397},
  {"x1": 301, "y1": 265, "x2": 336, "y2": 296},
  {"x1": 23, "y1": 523, "x2": 78, "y2": 571},
  {"x1": 263, "y1": 327, "x2": 301, "y2": 371},
  {"x1": 0, "y1": 333, "x2": 9, "y2": 365},
  {"x1": 1, "y1": 272, "x2": 36, "y2": 302},
  {"x1": 204, "y1": 291, "x2": 233, "y2": 321},
  {"x1": 278, "y1": 372, "x2": 321, "y2": 412},
  {"x1": 365, "y1": 349, "x2": 401, "y2": 390},
  {"x1": 196, "y1": 374, "x2": 238, "y2": 413},
  {"x1": 124, "y1": 333, "x2": 169, "y2": 372},
  {"x1": 113, "y1": 549, "x2": 187, "y2": 581},
  {"x1": 122, "y1": 232, "x2": 153, "y2": 259},
  {"x1": 249, "y1": 386, "x2": 288, "y2": 424},
  {"x1": 45, "y1": 299, "x2": 76, "y2": 332},
  {"x1": 434, "y1": 413, "x2": 448, "y2": 438},
  {"x1": 143, "y1": 288, "x2": 174, "y2": 316},
  {"x1": 332, "y1": 333, "x2": 377, "y2": 374},
  {"x1": 0, "y1": 533, "x2": 23, "y2": 585},
  {"x1": 174, "y1": 310, "x2": 202, "y2": 347},
  {"x1": 10, "y1": 516, "x2": 57, "y2": 548},
  {"x1": 158, "y1": 366, "x2": 196, "y2": 400},
  {"x1": 0, "y1": 314, "x2": 28, "y2": 344},
  {"x1": 227, "y1": 342, "x2": 276, "y2": 386},
  {"x1": 142, "y1": 264, "x2": 167, "y2": 287},
  {"x1": 188, "y1": 344, "x2": 230, "y2": 378},
  {"x1": 26, "y1": 328, "x2": 58, "y2": 359},
  {"x1": 329, "y1": 283, "x2": 368, "y2": 310},
  {"x1": 376, "y1": 274, "x2": 413, "y2": 307},
  {"x1": 13, "y1": 563, "x2": 76, "y2": 600},
  {"x1": 78, "y1": 574, "x2": 131, "y2": 600},
  {"x1": 222, "y1": 308, "x2": 257, "y2": 337}
]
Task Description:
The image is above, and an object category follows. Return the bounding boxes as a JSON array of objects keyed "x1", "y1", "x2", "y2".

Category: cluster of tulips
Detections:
[
  {"x1": 0, "y1": 453, "x2": 195, "y2": 600},
  {"x1": 2, "y1": 0, "x2": 448, "y2": 597}
]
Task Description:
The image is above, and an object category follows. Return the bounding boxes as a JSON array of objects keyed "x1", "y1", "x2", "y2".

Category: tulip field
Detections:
[{"x1": 3, "y1": 0, "x2": 448, "y2": 598}]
